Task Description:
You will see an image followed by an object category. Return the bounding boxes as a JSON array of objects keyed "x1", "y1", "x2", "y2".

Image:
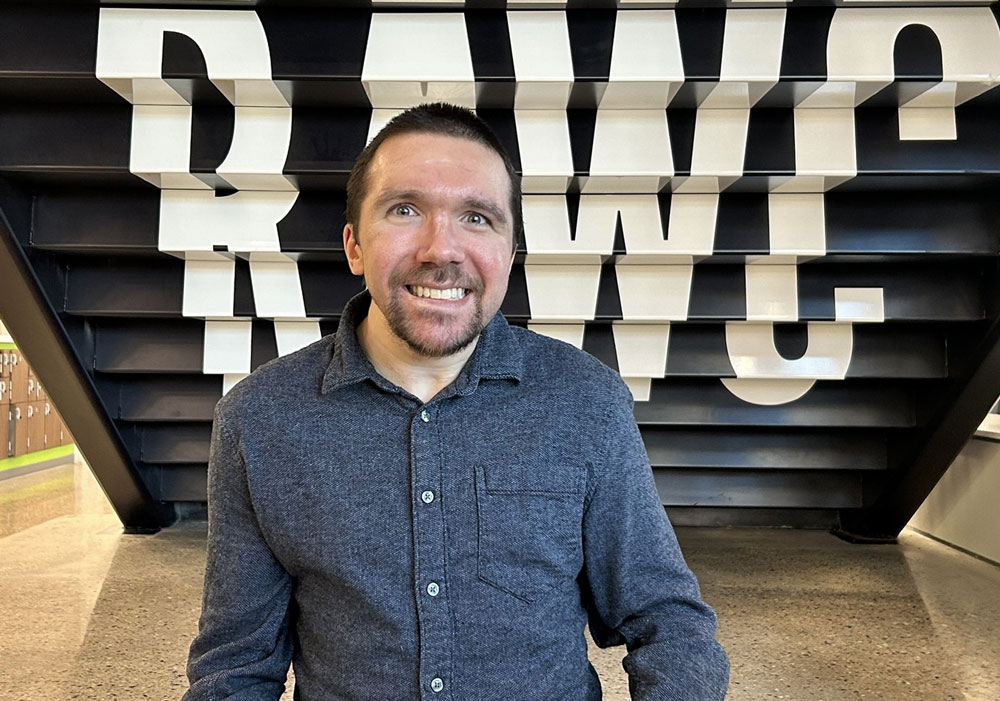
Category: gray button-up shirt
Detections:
[{"x1": 185, "y1": 291, "x2": 728, "y2": 700}]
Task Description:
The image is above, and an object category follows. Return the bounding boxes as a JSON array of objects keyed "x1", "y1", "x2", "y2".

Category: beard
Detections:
[{"x1": 377, "y1": 263, "x2": 488, "y2": 358}]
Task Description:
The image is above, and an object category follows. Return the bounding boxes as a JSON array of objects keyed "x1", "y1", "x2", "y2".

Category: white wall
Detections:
[{"x1": 908, "y1": 433, "x2": 1000, "y2": 564}]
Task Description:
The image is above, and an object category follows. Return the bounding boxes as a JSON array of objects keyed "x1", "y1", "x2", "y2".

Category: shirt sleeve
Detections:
[
  {"x1": 184, "y1": 403, "x2": 295, "y2": 701},
  {"x1": 580, "y1": 379, "x2": 729, "y2": 701}
]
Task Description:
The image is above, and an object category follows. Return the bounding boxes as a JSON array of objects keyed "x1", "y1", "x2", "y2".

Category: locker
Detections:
[
  {"x1": 1, "y1": 404, "x2": 10, "y2": 459},
  {"x1": 10, "y1": 352, "x2": 29, "y2": 404},
  {"x1": 42, "y1": 401, "x2": 59, "y2": 449},
  {"x1": 26, "y1": 400, "x2": 44, "y2": 454},
  {"x1": 11, "y1": 402, "x2": 27, "y2": 457}
]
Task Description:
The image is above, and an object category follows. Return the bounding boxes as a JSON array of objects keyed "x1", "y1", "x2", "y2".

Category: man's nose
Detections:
[{"x1": 417, "y1": 212, "x2": 466, "y2": 265}]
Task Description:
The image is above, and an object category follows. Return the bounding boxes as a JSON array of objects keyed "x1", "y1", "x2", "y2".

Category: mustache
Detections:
[{"x1": 390, "y1": 264, "x2": 483, "y2": 292}]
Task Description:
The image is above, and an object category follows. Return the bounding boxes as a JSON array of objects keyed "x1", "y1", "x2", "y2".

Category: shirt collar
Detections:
[{"x1": 321, "y1": 289, "x2": 523, "y2": 396}]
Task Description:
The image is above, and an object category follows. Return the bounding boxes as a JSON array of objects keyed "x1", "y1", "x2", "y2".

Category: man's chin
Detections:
[
  {"x1": 405, "y1": 334, "x2": 479, "y2": 359},
  {"x1": 388, "y1": 316, "x2": 483, "y2": 359},
  {"x1": 379, "y1": 291, "x2": 486, "y2": 357}
]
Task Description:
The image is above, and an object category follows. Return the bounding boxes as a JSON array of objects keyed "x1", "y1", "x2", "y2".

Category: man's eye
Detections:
[
  {"x1": 465, "y1": 212, "x2": 489, "y2": 226},
  {"x1": 391, "y1": 204, "x2": 415, "y2": 217}
]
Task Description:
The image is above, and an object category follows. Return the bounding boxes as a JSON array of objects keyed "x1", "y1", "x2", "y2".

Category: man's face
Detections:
[{"x1": 344, "y1": 132, "x2": 516, "y2": 358}]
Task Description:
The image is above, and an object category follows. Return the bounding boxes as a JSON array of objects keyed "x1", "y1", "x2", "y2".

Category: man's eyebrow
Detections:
[
  {"x1": 371, "y1": 189, "x2": 422, "y2": 210},
  {"x1": 464, "y1": 198, "x2": 508, "y2": 226}
]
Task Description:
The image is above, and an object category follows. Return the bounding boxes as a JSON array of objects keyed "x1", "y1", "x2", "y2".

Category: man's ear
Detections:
[{"x1": 344, "y1": 222, "x2": 364, "y2": 276}]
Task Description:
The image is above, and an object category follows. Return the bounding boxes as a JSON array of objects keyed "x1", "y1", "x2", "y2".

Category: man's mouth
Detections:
[{"x1": 406, "y1": 285, "x2": 469, "y2": 301}]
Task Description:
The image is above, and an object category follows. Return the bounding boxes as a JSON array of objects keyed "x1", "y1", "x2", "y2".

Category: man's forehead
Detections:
[
  {"x1": 371, "y1": 131, "x2": 506, "y2": 170},
  {"x1": 366, "y1": 132, "x2": 513, "y2": 206}
]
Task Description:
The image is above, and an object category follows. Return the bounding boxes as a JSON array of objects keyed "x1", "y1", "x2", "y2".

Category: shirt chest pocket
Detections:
[{"x1": 474, "y1": 463, "x2": 585, "y2": 603}]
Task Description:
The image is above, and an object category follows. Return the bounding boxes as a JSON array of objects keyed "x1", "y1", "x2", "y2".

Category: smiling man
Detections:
[
  {"x1": 185, "y1": 103, "x2": 729, "y2": 701},
  {"x1": 343, "y1": 125, "x2": 517, "y2": 402}
]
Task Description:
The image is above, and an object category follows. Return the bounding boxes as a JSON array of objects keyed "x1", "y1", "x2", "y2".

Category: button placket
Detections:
[{"x1": 411, "y1": 406, "x2": 452, "y2": 699}]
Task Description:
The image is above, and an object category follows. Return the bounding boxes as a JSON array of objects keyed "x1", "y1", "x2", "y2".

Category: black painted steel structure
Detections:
[
  {"x1": 0, "y1": 181, "x2": 166, "y2": 532},
  {"x1": 1, "y1": 1, "x2": 999, "y2": 535}
]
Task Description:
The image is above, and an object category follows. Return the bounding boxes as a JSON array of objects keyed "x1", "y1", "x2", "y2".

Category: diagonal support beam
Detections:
[
  {"x1": 0, "y1": 180, "x2": 168, "y2": 533},
  {"x1": 837, "y1": 260, "x2": 1000, "y2": 541}
]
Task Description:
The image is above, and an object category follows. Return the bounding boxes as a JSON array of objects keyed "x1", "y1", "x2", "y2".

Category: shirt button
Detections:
[
  {"x1": 421, "y1": 490, "x2": 435, "y2": 504},
  {"x1": 420, "y1": 409, "x2": 430, "y2": 423},
  {"x1": 430, "y1": 678, "x2": 444, "y2": 693},
  {"x1": 427, "y1": 582, "x2": 440, "y2": 597}
]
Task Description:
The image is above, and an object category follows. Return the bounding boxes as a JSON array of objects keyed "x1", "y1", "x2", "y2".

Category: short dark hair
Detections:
[{"x1": 345, "y1": 103, "x2": 522, "y2": 253}]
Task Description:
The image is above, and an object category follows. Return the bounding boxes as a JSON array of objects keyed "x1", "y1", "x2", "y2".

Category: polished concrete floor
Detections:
[{"x1": 1, "y1": 460, "x2": 998, "y2": 700}]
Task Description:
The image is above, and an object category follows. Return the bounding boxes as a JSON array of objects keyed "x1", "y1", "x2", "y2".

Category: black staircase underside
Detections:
[{"x1": 2, "y1": 2, "x2": 1000, "y2": 535}]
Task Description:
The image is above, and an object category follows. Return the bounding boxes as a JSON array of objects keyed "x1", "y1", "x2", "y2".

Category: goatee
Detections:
[{"x1": 381, "y1": 264, "x2": 487, "y2": 358}]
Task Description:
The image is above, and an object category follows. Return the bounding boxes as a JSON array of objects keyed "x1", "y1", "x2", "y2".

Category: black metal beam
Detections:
[
  {"x1": 838, "y1": 259, "x2": 1000, "y2": 539},
  {"x1": 56, "y1": 254, "x2": 986, "y2": 326},
  {"x1": 7, "y1": 102, "x2": 1000, "y2": 187},
  {"x1": 32, "y1": 189, "x2": 1000, "y2": 259},
  {"x1": 0, "y1": 177, "x2": 170, "y2": 532}
]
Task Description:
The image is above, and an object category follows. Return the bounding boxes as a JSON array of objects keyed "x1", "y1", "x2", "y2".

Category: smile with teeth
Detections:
[{"x1": 407, "y1": 285, "x2": 468, "y2": 300}]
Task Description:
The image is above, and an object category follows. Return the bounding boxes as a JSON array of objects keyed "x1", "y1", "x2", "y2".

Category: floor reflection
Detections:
[
  {"x1": 677, "y1": 528, "x2": 998, "y2": 701},
  {"x1": 0, "y1": 456, "x2": 121, "y2": 700},
  {"x1": 0, "y1": 457, "x2": 115, "y2": 538},
  {"x1": 898, "y1": 530, "x2": 1000, "y2": 701}
]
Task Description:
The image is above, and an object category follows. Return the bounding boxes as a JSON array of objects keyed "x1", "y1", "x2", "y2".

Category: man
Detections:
[{"x1": 185, "y1": 103, "x2": 728, "y2": 700}]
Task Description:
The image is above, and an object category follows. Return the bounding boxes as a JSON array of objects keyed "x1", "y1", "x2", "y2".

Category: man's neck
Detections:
[{"x1": 356, "y1": 301, "x2": 480, "y2": 404}]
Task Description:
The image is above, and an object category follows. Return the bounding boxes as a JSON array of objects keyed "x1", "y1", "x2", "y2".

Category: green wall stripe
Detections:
[{"x1": 0, "y1": 444, "x2": 75, "y2": 473}]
